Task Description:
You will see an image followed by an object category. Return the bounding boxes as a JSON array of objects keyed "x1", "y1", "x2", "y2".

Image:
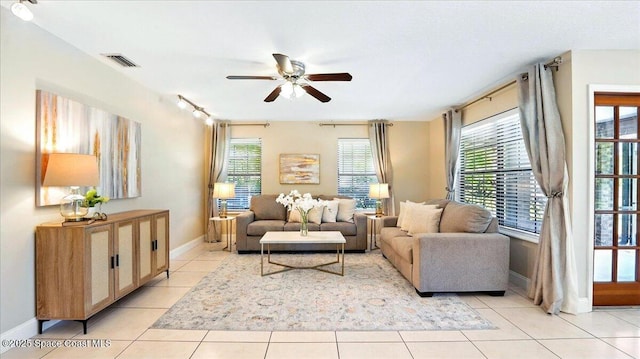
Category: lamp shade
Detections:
[
  {"x1": 369, "y1": 183, "x2": 390, "y2": 199},
  {"x1": 212, "y1": 183, "x2": 236, "y2": 199},
  {"x1": 42, "y1": 153, "x2": 99, "y2": 187}
]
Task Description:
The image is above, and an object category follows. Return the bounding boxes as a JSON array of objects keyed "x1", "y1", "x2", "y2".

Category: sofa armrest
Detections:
[
  {"x1": 235, "y1": 211, "x2": 255, "y2": 251},
  {"x1": 381, "y1": 216, "x2": 398, "y2": 227},
  {"x1": 353, "y1": 213, "x2": 367, "y2": 248},
  {"x1": 412, "y1": 232, "x2": 510, "y2": 293}
]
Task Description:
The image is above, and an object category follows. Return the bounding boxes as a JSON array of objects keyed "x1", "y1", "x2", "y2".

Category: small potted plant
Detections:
[{"x1": 83, "y1": 188, "x2": 109, "y2": 218}]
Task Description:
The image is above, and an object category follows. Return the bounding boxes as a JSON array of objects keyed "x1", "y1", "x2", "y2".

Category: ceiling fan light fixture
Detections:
[
  {"x1": 280, "y1": 82, "x2": 294, "y2": 99},
  {"x1": 293, "y1": 83, "x2": 305, "y2": 98},
  {"x1": 11, "y1": 0, "x2": 35, "y2": 21}
]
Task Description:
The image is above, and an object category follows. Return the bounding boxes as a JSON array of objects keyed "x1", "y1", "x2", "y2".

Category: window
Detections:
[
  {"x1": 338, "y1": 138, "x2": 378, "y2": 209},
  {"x1": 457, "y1": 109, "x2": 546, "y2": 235},
  {"x1": 226, "y1": 138, "x2": 262, "y2": 210}
]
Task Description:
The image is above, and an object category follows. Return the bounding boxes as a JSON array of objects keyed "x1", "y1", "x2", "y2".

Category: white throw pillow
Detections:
[
  {"x1": 396, "y1": 200, "x2": 424, "y2": 231},
  {"x1": 334, "y1": 198, "x2": 357, "y2": 223},
  {"x1": 400, "y1": 201, "x2": 430, "y2": 231},
  {"x1": 322, "y1": 199, "x2": 340, "y2": 223},
  {"x1": 407, "y1": 206, "x2": 443, "y2": 235}
]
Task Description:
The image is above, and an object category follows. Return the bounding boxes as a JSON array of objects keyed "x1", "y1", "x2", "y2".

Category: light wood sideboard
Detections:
[{"x1": 35, "y1": 210, "x2": 169, "y2": 334}]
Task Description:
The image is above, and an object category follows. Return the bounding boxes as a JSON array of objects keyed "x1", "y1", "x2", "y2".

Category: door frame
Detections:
[{"x1": 588, "y1": 84, "x2": 640, "y2": 307}]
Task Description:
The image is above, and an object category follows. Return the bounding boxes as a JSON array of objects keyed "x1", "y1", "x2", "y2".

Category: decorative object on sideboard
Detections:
[
  {"x1": 83, "y1": 188, "x2": 109, "y2": 219},
  {"x1": 41, "y1": 153, "x2": 99, "y2": 222},
  {"x1": 369, "y1": 183, "x2": 390, "y2": 217},
  {"x1": 212, "y1": 183, "x2": 236, "y2": 218}
]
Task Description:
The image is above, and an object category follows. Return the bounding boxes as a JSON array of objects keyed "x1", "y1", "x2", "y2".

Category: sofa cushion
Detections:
[
  {"x1": 439, "y1": 201, "x2": 493, "y2": 233},
  {"x1": 334, "y1": 198, "x2": 357, "y2": 223},
  {"x1": 380, "y1": 226, "x2": 407, "y2": 243},
  {"x1": 322, "y1": 199, "x2": 340, "y2": 223},
  {"x1": 283, "y1": 222, "x2": 320, "y2": 231},
  {"x1": 407, "y1": 206, "x2": 443, "y2": 235},
  {"x1": 386, "y1": 236, "x2": 413, "y2": 264},
  {"x1": 320, "y1": 222, "x2": 357, "y2": 236},
  {"x1": 247, "y1": 220, "x2": 286, "y2": 236},
  {"x1": 251, "y1": 195, "x2": 287, "y2": 220},
  {"x1": 288, "y1": 206, "x2": 324, "y2": 224}
]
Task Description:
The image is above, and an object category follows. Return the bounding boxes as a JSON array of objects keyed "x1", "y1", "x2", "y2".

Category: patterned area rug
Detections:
[{"x1": 152, "y1": 252, "x2": 495, "y2": 331}]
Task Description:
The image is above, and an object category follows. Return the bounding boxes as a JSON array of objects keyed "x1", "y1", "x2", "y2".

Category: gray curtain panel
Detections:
[
  {"x1": 205, "y1": 121, "x2": 231, "y2": 242},
  {"x1": 369, "y1": 120, "x2": 395, "y2": 215},
  {"x1": 517, "y1": 64, "x2": 578, "y2": 314},
  {"x1": 444, "y1": 109, "x2": 462, "y2": 200}
]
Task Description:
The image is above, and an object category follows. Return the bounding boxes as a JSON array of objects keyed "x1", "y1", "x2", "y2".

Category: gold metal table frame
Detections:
[{"x1": 259, "y1": 231, "x2": 346, "y2": 276}]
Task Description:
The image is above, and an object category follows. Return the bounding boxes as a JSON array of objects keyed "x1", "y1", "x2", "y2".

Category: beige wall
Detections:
[
  {"x1": 0, "y1": 8, "x2": 204, "y2": 333},
  {"x1": 229, "y1": 121, "x2": 431, "y2": 212}
]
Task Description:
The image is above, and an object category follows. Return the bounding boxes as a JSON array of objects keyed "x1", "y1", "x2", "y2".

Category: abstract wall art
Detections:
[
  {"x1": 279, "y1": 153, "x2": 320, "y2": 184},
  {"x1": 36, "y1": 90, "x2": 141, "y2": 206}
]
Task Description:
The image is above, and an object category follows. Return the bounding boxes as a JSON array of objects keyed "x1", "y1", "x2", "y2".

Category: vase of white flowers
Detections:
[{"x1": 276, "y1": 190, "x2": 324, "y2": 236}]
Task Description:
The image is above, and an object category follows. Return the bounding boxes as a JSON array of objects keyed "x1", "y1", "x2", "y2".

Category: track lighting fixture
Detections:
[
  {"x1": 11, "y1": 0, "x2": 37, "y2": 21},
  {"x1": 176, "y1": 95, "x2": 213, "y2": 125}
]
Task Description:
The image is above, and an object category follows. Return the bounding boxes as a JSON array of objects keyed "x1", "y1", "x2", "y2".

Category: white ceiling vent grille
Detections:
[{"x1": 101, "y1": 53, "x2": 139, "y2": 67}]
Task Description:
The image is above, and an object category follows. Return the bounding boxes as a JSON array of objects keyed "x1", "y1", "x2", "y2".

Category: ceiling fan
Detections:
[{"x1": 226, "y1": 53, "x2": 352, "y2": 103}]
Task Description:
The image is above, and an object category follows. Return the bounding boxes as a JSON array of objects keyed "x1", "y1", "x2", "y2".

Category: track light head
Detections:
[
  {"x1": 11, "y1": 0, "x2": 36, "y2": 21},
  {"x1": 177, "y1": 96, "x2": 187, "y2": 109}
]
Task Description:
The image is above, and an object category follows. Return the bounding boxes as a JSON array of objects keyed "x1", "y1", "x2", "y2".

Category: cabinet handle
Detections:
[
  {"x1": 116, "y1": 254, "x2": 119, "y2": 267},
  {"x1": 110, "y1": 256, "x2": 115, "y2": 269}
]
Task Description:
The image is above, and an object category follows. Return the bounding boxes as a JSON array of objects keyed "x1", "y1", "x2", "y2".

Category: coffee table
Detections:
[{"x1": 260, "y1": 231, "x2": 346, "y2": 276}]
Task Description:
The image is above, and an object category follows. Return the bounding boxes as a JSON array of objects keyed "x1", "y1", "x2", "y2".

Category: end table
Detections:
[
  {"x1": 367, "y1": 215, "x2": 382, "y2": 250},
  {"x1": 210, "y1": 216, "x2": 235, "y2": 252}
]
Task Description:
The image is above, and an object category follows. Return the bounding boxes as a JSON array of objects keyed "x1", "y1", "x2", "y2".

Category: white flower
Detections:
[{"x1": 276, "y1": 190, "x2": 325, "y2": 214}]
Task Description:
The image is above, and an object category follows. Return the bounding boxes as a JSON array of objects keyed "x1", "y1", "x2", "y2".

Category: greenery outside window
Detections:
[
  {"x1": 338, "y1": 138, "x2": 378, "y2": 209},
  {"x1": 226, "y1": 138, "x2": 262, "y2": 210},
  {"x1": 457, "y1": 108, "x2": 546, "y2": 237}
]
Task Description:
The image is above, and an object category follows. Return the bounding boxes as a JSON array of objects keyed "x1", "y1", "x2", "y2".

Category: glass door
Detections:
[{"x1": 593, "y1": 93, "x2": 640, "y2": 306}]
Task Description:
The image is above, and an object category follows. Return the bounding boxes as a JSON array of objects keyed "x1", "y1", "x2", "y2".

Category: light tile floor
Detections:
[{"x1": 5, "y1": 242, "x2": 639, "y2": 359}]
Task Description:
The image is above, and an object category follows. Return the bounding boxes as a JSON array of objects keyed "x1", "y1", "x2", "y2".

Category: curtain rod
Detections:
[
  {"x1": 319, "y1": 122, "x2": 393, "y2": 127},
  {"x1": 227, "y1": 122, "x2": 270, "y2": 128},
  {"x1": 456, "y1": 56, "x2": 563, "y2": 112}
]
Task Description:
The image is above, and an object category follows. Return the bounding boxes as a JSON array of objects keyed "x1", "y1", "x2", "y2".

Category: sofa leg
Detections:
[
  {"x1": 485, "y1": 291, "x2": 505, "y2": 297},
  {"x1": 416, "y1": 289, "x2": 433, "y2": 297}
]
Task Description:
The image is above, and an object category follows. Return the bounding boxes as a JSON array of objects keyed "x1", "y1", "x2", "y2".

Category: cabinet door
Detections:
[
  {"x1": 86, "y1": 224, "x2": 114, "y2": 315},
  {"x1": 153, "y1": 212, "x2": 170, "y2": 275},
  {"x1": 114, "y1": 220, "x2": 137, "y2": 299},
  {"x1": 138, "y1": 217, "x2": 154, "y2": 284}
]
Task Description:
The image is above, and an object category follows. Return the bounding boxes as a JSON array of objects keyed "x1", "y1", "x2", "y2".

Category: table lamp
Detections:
[
  {"x1": 369, "y1": 183, "x2": 389, "y2": 217},
  {"x1": 42, "y1": 153, "x2": 99, "y2": 221},
  {"x1": 213, "y1": 182, "x2": 236, "y2": 218}
]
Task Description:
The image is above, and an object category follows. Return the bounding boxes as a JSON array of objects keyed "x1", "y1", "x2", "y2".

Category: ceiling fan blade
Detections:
[
  {"x1": 300, "y1": 84, "x2": 331, "y2": 103},
  {"x1": 264, "y1": 86, "x2": 282, "y2": 102},
  {"x1": 226, "y1": 75, "x2": 278, "y2": 80},
  {"x1": 305, "y1": 73, "x2": 353, "y2": 81},
  {"x1": 273, "y1": 53, "x2": 293, "y2": 74}
]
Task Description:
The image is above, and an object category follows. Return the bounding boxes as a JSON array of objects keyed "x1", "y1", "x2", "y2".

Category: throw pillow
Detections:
[
  {"x1": 322, "y1": 199, "x2": 340, "y2": 223},
  {"x1": 308, "y1": 206, "x2": 324, "y2": 224},
  {"x1": 334, "y1": 198, "x2": 357, "y2": 223},
  {"x1": 400, "y1": 201, "x2": 430, "y2": 231},
  {"x1": 407, "y1": 206, "x2": 443, "y2": 235},
  {"x1": 439, "y1": 201, "x2": 493, "y2": 233},
  {"x1": 288, "y1": 209, "x2": 301, "y2": 223}
]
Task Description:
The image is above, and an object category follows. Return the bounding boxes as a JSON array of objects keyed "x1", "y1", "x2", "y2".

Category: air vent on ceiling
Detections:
[{"x1": 101, "y1": 53, "x2": 139, "y2": 68}]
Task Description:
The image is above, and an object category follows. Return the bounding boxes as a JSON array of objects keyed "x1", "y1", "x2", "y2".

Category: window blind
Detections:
[
  {"x1": 338, "y1": 138, "x2": 378, "y2": 209},
  {"x1": 226, "y1": 138, "x2": 262, "y2": 210},
  {"x1": 458, "y1": 109, "x2": 546, "y2": 234}
]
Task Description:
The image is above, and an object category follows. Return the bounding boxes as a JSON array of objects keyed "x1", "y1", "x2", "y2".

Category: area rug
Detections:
[{"x1": 152, "y1": 252, "x2": 495, "y2": 331}]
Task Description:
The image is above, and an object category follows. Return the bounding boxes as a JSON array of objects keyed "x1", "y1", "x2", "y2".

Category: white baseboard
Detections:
[
  {"x1": 1, "y1": 234, "x2": 205, "y2": 354},
  {"x1": 0, "y1": 318, "x2": 61, "y2": 354},
  {"x1": 169, "y1": 235, "x2": 205, "y2": 259},
  {"x1": 509, "y1": 270, "x2": 530, "y2": 291}
]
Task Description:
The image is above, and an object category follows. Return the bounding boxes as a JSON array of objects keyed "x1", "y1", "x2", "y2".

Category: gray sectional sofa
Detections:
[
  {"x1": 379, "y1": 199, "x2": 510, "y2": 297},
  {"x1": 235, "y1": 194, "x2": 367, "y2": 253}
]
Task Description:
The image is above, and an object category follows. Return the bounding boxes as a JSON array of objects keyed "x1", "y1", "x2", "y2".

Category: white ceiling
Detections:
[{"x1": 3, "y1": 0, "x2": 639, "y2": 121}]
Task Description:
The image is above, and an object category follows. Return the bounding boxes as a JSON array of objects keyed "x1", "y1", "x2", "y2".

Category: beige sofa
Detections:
[
  {"x1": 236, "y1": 194, "x2": 367, "y2": 253},
  {"x1": 379, "y1": 199, "x2": 510, "y2": 297}
]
